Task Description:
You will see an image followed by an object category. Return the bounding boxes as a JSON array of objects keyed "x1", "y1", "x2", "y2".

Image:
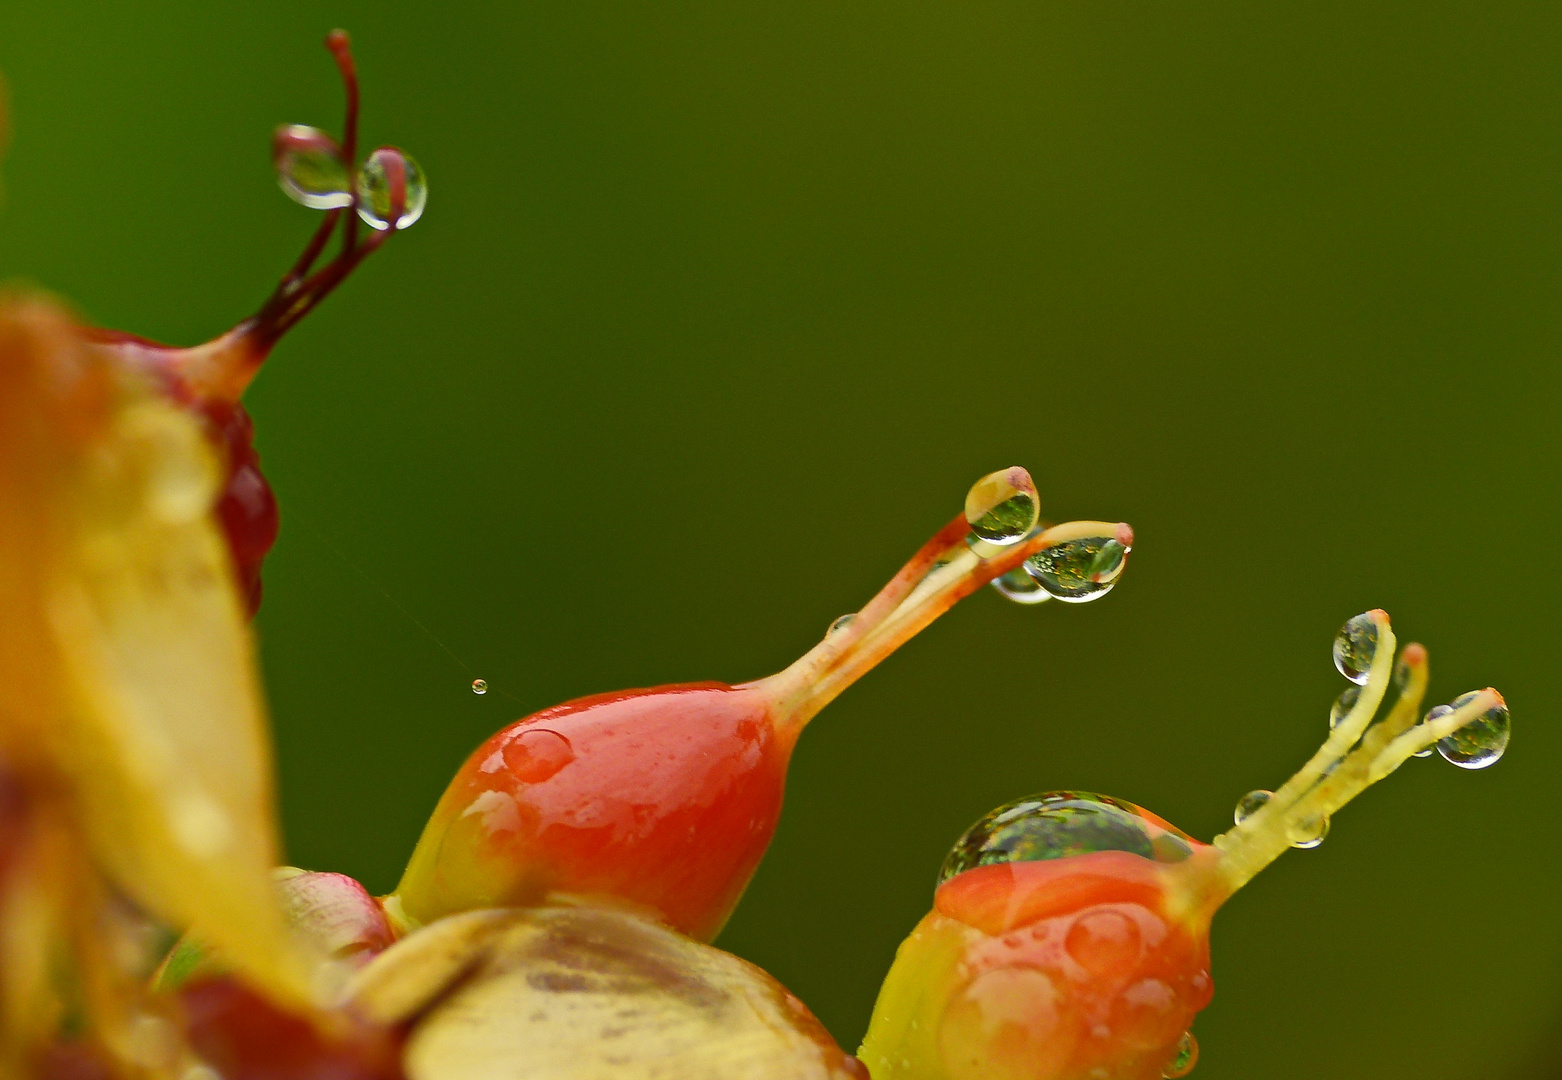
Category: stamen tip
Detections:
[
  {"x1": 1400, "y1": 642, "x2": 1427, "y2": 666},
  {"x1": 1115, "y1": 522, "x2": 1134, "y2": 549},
  {"x1": 326, "y1": 28, "x2": 350, "y2": 50}
]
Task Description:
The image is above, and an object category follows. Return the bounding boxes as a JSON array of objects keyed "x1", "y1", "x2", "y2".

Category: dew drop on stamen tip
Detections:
[
  {"x1": 1233, "y1": 789, "x2": 1271, "y2": 825},
  {"x1": 1435, "y1": 693, "x2": 1510, "y2": 769},
  {"x1": 1022, "y1": 536, "x2": 1128, "y2": 603},
  {"x1": 357, "y1": 147, "x2": 428, "y2": 230},
  {"x1": 471, "y1": 679, "x2": 488, "y2": 695},
  {"x1": 990, "y1": 568, "x2": 1052, "y2": 605},
  {"x1": 1332, "y1": 612, "x2": 1379, "y2": 685},
  {"x1": 1163, "y1": 1031, "x2": 1198, "y2": 1078},
  {"x1": 963, "y1": 468, "x2": 1039, "y2": 546}
]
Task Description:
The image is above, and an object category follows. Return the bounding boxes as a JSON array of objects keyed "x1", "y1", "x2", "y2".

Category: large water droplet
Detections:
[
  {"x1": 1163, "y1": 1032, "x2": 1198, "y2": 1078},
  {"x1": 356, "y1": 147, "x2": 428, "y2": 230},
  {"x1": 1332, "y1": 613, "x2": 1379, "y2": 685},
  {"x1": 964, "y1": 468, "x2": 1039, "y2": 546},
  {"x1": 939, "y1": 791, "x2": 1195, "y2": 884},
  {"x1": 1436, "y1": 692, "x2": 1510, "y2": 769},
  {"x1": 1233, "y1": 789, "x2": 1272, "y2": 825},
  {"x1": 273, "y1": 125, "x2": 352, "y2": 209},
  {"x1": 990, "y1": 567, "x2": 1052, "y2": 605},
  {"x1": 1328, "y1": 686, "x2": 1361, "y2": 729},
  {"x1": 1023, "y1": 534, "x2": 1129, "y2": 603},
  {"x1": 1287, "y1": 812, "x2": 1329, "y2": 849},
  {"x1": 471, "y1": 679, "x2": 488, "y2": 695}
]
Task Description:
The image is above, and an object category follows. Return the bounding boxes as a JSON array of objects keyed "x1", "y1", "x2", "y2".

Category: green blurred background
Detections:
[{"x1": 2, "y1": 2, "x2": 1559, "y2": 1076}]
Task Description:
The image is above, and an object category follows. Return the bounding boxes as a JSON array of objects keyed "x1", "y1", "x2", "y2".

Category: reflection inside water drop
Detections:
[
  {"x1": 1435, "y1": 692, "x2": 1510, "y2": 769},
  {"x1": 471, "y1": 679, "x2": 488, "y2": 695},
  {"x1": 1332, "y1": 613, "x2": 1378, "y2": 685},
  {"x1": 1023, "y1": 536, "x2": 1128, "y2": 604},
  {"x1": 1233, "y1": 789, "x2": 1272, "y2": 826}
]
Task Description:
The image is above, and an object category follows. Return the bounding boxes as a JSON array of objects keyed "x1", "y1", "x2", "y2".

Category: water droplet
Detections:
[
  {"x1": 1413, "y1": 703, "x2": 1452, "y2": 757},
  {"x1": 1233, "y1": 789, "x2": 1272, "y2": 825},
  {"x1": 273, "y1": 125, "x2": 352, "y2": 209},
  {"x1": 964, "y1": 468, "x2": 1039, "y2": 546},
  {"x1": 1328, "y1": 686, "x2": 1361, "y2": 729},
  {"x1": 1163, "y1": 1031, "x2": 1198, "y2": 1078},
  {"x1": 1436, "y1": 692, "x2": 1510, "y2": 769},
  {"x1": 939, "y1": 791, "x2": 1196, "y2": 883},
  {"x1": 1393, "y1": 654, "x2": 1413, "y2": 691},
  {"x1": 471, "y1": 679, "x2": 488, "y2": 695},
  {"x1": 990, "y1": 568, "x2": 1052, "y2": 605},
  {"x1": 1023, "y1": 535, "x2": 1129, "y2": 603},
  {"x1": 828, "y1": 613, "x2": 856, "y2": 634},
  {"x1": 356, "y1": 147, "x2": 428, "y2": 231},
  {"x1": 1287, "y1": 812, "x2": 1329, "y2": 849},
  {"x1": 1332, "y1": 612, "x2": 1379, "y2": 685},
  {"x1": 501, "y1": 728, "x2": 575, "y2": 783}
]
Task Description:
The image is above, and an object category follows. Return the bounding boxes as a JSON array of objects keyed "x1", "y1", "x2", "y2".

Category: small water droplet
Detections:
[
  {"x1": 1163, "y1": 1031, "x2": 1198, "y2": 1078},
  {"x1": 501, "y1": 728, "x2": 575, "y2": 783},
  {"x1": 356, "y1": 147, "x2": 428, "y2": 230},
  {"x1": 964, "y1": 468, "x2": 1039, "y2": 546},
  {"x1": 471, "y1": 679, "x2": 488, "y2": 695},
  {"x1": 1233, "y1": 789, "x2": 1272, "y2": 825},
  {"x1": 1328, "y1": 685, "x2": 1361, "y2": 729},
  {"x1": 1023, "y1": 535, "x2": 1129, "y2": 603},
  {"x1": 1412, "y1": 703, "x2": 1452, "y2": 757},
  {"x1": 828, "y1": 613, "x2": 856, "y2": 634},
  {"x1": 273, "y1": 125, "x2": 352, "y2": 209},
  {"x1": 1332, "y1": 612, "x2": 1379, "y2": 685},
  {"x1": 1436, "y1": 692, "x2": 1510, "y2": 769},
  {"x1": 990, "y1": 568, "x2": 1052, "y2": 605},
  {"x1": 1287, "y1": 812, "x2": 1329, "y2": 849}
]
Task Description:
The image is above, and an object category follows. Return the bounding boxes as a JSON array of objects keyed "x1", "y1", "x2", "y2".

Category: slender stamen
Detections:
[
  {"x1": 759, "y1": 514, "x2": 1132, "y2": 735},
  {"x1": 163, "y1": 31, "x2": 398, "y2": 402},
  {"x1": 1208, "y1": 613, "x2": 1505, "y2": 899}
]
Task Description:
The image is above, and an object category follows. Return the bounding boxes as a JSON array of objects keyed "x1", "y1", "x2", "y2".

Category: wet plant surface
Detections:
[{"x1": 3, "y1": 4, "x2": 1561, "y2": 1078}]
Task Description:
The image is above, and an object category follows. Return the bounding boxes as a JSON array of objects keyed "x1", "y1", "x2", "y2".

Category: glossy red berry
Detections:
[{"x1": 387, "y1": 483, "x2": 1138, "y2": 942}]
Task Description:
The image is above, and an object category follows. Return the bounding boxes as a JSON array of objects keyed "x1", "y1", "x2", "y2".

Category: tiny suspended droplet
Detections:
[
  {"x1": 1163, "y1": 1031, "x2": 1198, "y2": 1078},
  {"x1": 1328, "y1": 685, "x2": 1361, "y2": 729},
  {"x1": 1233, "y1": 789, "x2": 1272, "y2": 825},
  {"x1": 273, "y1": 124, "x2": 352, "y2": 209},
  {"x1": 990, "y1": 567, "x2": 1052, "y2": 605},
  {"x1": 1023, "y1": 531, "x2": 1130, "y2": 604},
  {"x1": 1287, "y1": 812, "x2": 1329, "y2": 849},
  {"x1": 964, "y1": 467, "x2": 1039, "y2": 546},
  {"x1": 471, "y1": 679, "x2": 488, "y2": 695},
  {"x1": 1436, "y1": 692, "x2": 1510, "y2": 769},
  {"x1": 1413, "y1": 703, "x2": 1452, "y2": 757},
  {"x1": 828, "y1": 613, "x2": 856, "y2": 634},
  {"x1": 1332, "y1": 612, "x2": 1379, "y2": 685},
  {"x1": 357, "y1": 147, "x2": 428, "y2": 231}
]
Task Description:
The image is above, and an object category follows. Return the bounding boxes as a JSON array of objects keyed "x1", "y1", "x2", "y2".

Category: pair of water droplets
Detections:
[
  {"x1": 958, "y1": 469, "x2": 1129, "y2": 607},
  {"x1": 275, "y1": 124, "x2": 427, "y2": 230}
]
